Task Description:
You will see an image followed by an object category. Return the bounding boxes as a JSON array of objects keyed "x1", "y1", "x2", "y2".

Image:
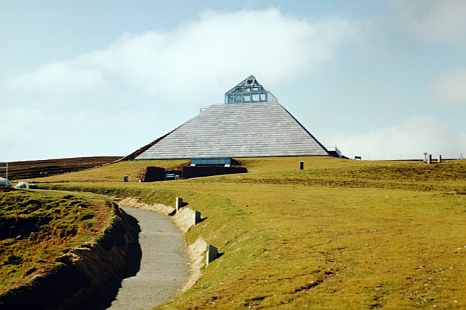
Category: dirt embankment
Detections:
[{"x1": 0, "y1": 204, "x2": 141, "y2": 310}]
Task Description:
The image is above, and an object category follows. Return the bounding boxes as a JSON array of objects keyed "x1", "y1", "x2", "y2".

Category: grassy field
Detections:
[
  {"x1": 31, "y1": 157, "x2": 466, "y2": 308},
  {"x1": 0, "y1": 189, "x2": 112, "y2": 294}
]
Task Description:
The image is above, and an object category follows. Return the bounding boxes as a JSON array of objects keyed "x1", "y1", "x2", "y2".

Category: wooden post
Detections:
[
  {"x1": 206, "y1": 244, "x2": 218, "y2": 265},
  {"x1": 299, "y1": 161, "x2": 304, "y2": 170},
  {"x1": 193, "y1": 210, "x2": 202, "y2": 225},
  {"x1": 0, "y1": 162, "x2": 8, "y2": 181},
  {"x1": 176, "y1": 197, "x2": 183, "y2": 211}
]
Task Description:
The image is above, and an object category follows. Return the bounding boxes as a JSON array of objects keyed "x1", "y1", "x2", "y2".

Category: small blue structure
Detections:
[
  {"x1": 225, "y1": 75, "x2": 278, "y2": 104},
  {"x1": 165, "y1": 173, "x2": 177, "y2": 180},
  {"x1": 191, "y1": 158, "x2": 232, "y2": 166}
]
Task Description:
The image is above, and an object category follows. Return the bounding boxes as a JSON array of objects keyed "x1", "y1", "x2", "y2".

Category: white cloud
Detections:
[
  {"x1": 397, "y1": 0, "x2": 466, "y2": 43},
  {"x1": 5, "y1": 61, "x2": 106, "y2": 96},
  {"x1": 3, "y1": 8, "x2": 356, "y2": 100},
  {"x1": 0, "y1": 103, "x2": 152, "y2": 161},
  {"x1": 433, "y1": 67, "x2": 466, "y2": 104},
  {"x1": 324, "y1": 117, "x2": 466, "y2": 160},
  {"x1": 0, "y1": 8, "x2": 357, "y2": 161}
]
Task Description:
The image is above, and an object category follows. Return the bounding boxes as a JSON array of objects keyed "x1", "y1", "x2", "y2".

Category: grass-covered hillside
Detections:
[
  {"x1": 0, "y1": 190, "x2": 112, "y2": 295},
  {"x1": 6, "y1": 156, "x2": 121, "y2": 180},
  {"x1": 34, "y1": 157, "x2": 466, "y2": 308}
]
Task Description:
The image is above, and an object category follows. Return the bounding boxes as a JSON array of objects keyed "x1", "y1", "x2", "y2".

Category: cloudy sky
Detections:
[{"x1": 1, "y1": 0, "x2": 466, "y2": 161}]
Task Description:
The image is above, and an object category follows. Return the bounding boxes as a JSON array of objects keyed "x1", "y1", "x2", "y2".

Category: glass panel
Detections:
[{"x1": 225, "y1": 75, "x2": 278, "y2": 103}]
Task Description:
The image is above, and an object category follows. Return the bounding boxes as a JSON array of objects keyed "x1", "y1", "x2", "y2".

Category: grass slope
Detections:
[
  {"x1": 0, "y1": 190, "x2": 112, "y2": 294},
  {"x1": 36, "y1": 157, "x2": 466, "y2": 309}
]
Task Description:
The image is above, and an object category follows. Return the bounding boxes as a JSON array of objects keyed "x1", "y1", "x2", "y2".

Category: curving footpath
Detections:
[{"x1": 109, "y1": 207, "x2": 188, "y2": 310}]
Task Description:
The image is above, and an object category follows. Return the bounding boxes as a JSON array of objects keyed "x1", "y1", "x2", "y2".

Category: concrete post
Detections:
[
  {"x1": 206, "y1": 244, "x2": 218, "y2": 265},
  {"x1": 193, "y1": 210, "x2": 202, "y2": 225},
  {"x1": 299, "y1": 161, "x2": 304, "y2": 170},
  {"x1": 175, "y1": 197, "x2": 183, "y2": 211},
  {"x1": 427, "y1": 154, "x2": 432, "y2": 165},
  {"x1": 438, "y1": 155, "x2": 442, "y2": 163}
]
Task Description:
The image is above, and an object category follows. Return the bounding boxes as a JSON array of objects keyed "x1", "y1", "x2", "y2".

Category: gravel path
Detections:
[{"x1": 108, "y1": 207, "x2": 188, "y2": 310}]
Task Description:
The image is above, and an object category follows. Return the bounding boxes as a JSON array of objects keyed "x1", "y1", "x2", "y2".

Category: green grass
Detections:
[
  {"x1": 0, "y1": 190, "x2": 112, "y2": 294},
  {"x1": 29, "y1": 157, "x2": 466, "y2": 308},
  {"x1": 35, "y1": 159, "x2": 189, "y2": 183}
]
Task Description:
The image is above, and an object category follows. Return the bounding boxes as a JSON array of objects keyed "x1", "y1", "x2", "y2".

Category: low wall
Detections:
[
  {"x1": 141, "y1": 166, "x2": 166, "y2": 182},
  {"x1": 0, "y1": 204, "x2": 141, "y2": 310},
  {"x1": 118, "y1": 197, "x2": 207, "y2": 292},
  {"x1": 182, "y1": 166, "x2": 247, "y2": 179}
]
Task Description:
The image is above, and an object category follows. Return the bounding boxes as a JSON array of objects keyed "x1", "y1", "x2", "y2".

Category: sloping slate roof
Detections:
[{"x1": 135, "y1": 103, "x2": 328, "y2": 159}]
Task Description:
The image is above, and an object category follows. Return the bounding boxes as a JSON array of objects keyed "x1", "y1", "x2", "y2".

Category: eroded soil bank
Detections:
[{"x1": 0, "y1": 205, "x2": 141, "y2": 310}]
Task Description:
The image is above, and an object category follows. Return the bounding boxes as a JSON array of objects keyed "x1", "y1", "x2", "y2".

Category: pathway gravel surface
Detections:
[{"x1": 108, "y1": 207, "x2": 188, "y2": 310}]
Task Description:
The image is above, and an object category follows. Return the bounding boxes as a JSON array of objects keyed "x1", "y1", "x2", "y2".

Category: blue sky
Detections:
[{"x1": 1, "y1": 0, "x2": 466, "y2": 161}]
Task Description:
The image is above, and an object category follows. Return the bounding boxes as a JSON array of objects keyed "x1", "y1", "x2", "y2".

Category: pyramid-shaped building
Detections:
[{"x1": 128, "y1": 76, "x2": 329, "y2": 160}]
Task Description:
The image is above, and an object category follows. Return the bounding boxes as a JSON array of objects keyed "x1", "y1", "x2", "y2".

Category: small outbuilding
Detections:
[
  {"x1": 0, "y1": 177, "x2": 12, "y2": 187},
  {"x1": 15, "y1": 182, "x2": 28, "y2": 189}
]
